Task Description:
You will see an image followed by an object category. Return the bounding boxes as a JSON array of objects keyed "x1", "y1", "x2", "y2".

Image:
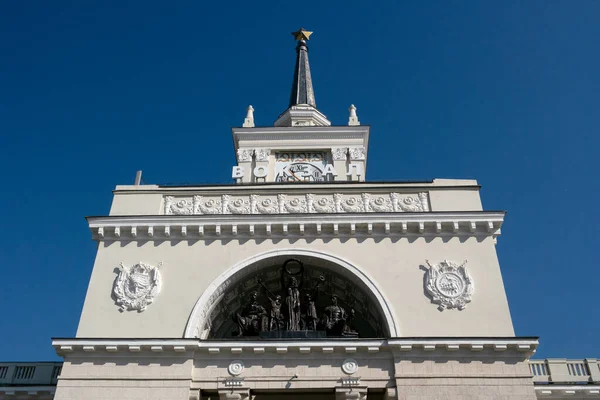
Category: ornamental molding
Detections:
[
  {"x1": 254, "y1": 148, "x2": 270, "y2": 161},
  {"x1": 342, "y1": 358, "x2": 358, "y2": 375},
  {"x1": 236, "y1": 149, "x2": 253, "y2": 162},
  {"x1": 52, "y1": 338, "x2": 538, "y2": 356},
  {"x1": 89, "y1": 212, "x2": 504, "y2": 241},
  {"x1": 332, "y1": 147, "x2": 348, "y2": 161},
  {"x1": 113, "y1": 262, "x2": 162, "y2": 312},
  {"x1": 348, "y1": 147, "x2": 365, "y2": 161},
  {"x1": 228, "y1": 360, "x2": 244, "y2": 376},
  {"x1": 424, "y1": 259, "x2": 474, "y2": 311},
  {"x1": 164, "y1": 192, "x2": 429, "y2": 216}
]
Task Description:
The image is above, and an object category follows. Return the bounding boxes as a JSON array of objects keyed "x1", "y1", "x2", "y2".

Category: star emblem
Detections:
[{"x1": 291, "y1": 28, "x2": 313, "y2": 41}]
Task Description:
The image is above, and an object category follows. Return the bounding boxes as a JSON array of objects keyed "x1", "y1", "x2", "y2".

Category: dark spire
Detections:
[{"x1": 289, "y1": 28, "x2": 316, "y2": 108}]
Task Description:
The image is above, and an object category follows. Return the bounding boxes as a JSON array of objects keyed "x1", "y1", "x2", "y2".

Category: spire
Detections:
[
  {"x1": 274, "y1": 28, "x2": 331, "y2": 127},
  {"x1": 289, "y1": 28, "x2": 316, "y2": 108}
]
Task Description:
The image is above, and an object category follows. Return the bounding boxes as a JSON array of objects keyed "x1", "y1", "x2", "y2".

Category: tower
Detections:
[{"x1": 51, "y1": 29, "x2": 539, "y2": 400}]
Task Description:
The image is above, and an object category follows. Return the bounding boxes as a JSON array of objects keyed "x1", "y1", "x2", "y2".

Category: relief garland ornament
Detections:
[
  {"x1": 113, "y1": 262, "x2": 163, "y2": 312},
  {"x1": 424, "y1": 259, "x2": 473, "y2": 311},
  {"x1": 165, "y1": 192, "x2": 429, "y2": 215}
]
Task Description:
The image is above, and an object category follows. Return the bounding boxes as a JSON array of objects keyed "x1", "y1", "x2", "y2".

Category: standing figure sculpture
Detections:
[
  {"x1": 281, "y1": 259, "x2": 304, "y2": 331},
  {"x1": 258, "y1": 279, "x2": 284, "y2": 331},
  {"x1": 304, "y1": 275, "x2": 324, "y2": 331}
]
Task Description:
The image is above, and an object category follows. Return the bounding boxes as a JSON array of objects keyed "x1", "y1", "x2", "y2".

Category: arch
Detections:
[{"x1": 184, "y1": 248, "x2": 400, "y2": 338}]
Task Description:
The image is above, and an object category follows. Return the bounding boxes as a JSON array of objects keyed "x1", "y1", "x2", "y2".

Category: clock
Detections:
[{"x1": 275, "y1": 152, "x2": 327, "y2": 182}]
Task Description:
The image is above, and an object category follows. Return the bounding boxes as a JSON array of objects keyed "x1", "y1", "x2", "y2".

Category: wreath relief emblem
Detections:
[
  {"x1": 113, "y1": 262, "x2": 162, "y2": 312},
  {"x1": 424, "y1": 259, "x2": 473, "y2": 311}
]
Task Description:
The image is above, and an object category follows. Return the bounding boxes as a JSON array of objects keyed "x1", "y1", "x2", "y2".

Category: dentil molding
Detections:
[{"x1": 89, "y1": 212, "x2": 504, "y2": 241}]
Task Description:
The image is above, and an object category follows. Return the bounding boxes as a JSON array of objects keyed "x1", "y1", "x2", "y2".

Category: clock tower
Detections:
[
  {"x1": 50, "y1": 29, "x2": 541, "y2": 400},
  {"x1": 232, "y1": 28, "x2": 369, "y2": 184}
]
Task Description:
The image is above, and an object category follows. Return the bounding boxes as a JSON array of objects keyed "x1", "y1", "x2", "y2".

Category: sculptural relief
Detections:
[
  {"x1": 424, "y1": 259, "x2": 474, "y2": 311},
  {"x1": 230, "y1": 259, "x2": 359, "y2": 338},
  {"x1": 113, "y1": 262, "x2": 162, "y2": 312}
]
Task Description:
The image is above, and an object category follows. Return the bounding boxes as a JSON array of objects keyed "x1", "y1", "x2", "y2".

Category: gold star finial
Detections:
[{"x1": 292, "y1": 28, "x2": 312, "y2": 41}]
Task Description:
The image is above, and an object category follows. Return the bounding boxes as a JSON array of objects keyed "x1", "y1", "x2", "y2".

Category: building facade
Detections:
[{"x1": 2, "y1": 29, "x2": 599, "y2": 400}]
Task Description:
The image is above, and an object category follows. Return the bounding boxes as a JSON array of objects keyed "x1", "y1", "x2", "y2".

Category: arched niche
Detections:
[{"x1": 184, "y1": 249, "x2": 399, "y2": 339}]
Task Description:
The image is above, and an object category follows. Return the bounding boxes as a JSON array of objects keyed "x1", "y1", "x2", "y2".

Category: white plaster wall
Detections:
[
  {"x1": 76, "y1": 235, "x2": 514, "y2": 338},
  {"x1": 108, "y1": 181, "x2": 484, "y2": 216}
]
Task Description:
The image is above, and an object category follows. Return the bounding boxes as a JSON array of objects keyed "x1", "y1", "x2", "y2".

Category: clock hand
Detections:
[{"x1": 289, "y1": 169, "x2": 302, "y2": 181}]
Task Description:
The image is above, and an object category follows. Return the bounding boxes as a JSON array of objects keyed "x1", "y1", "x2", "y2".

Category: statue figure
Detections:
[
  {"x1": 258, "y1": 279, "x2": 284, "y2": 331},
  {"x1": 321, "y1": 294, "x2": 347, "y2": 336},
  {"x1": 303, "y1": 275, "x2": 324, "y2": 331},
  {"x1": 227, "y1": 259, "x2": 362, "y2": 338},
  {"x1": 232, "y1": 291, "x2": 267, "y2": 336},
  {"x1": 344, "y1": 308, "x2": 358, "y2": 337},
  {"x1": 281, "y1": 259, "x2": 304, "y2": 331}
]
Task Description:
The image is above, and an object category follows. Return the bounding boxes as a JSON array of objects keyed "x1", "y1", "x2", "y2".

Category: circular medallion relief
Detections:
[
  {"x1": 435, "y1": 272, "x2": 465, "y2": 298},
  {"x1": 342, "y1": 358, "x2": 358, "y2": 375},
  {"x1": 228, "y1": 360, "x2": 244, "y2": 376}
]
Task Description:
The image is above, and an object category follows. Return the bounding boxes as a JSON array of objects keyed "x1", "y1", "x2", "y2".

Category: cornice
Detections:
[
  {"x1": 52, "y1": 337, "x2": 537, "y2": 357},
  {"x1": 115, "y1": 181, "x2": 481, "y2": 194},
  {"x1": 232, "y1": 126, "x2": 369, "y2": 148},
  {"x1": 86, "y1": 211, "x2": 504, "y2": 241}
]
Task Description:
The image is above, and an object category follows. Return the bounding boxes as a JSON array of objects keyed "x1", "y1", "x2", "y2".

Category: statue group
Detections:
[{"x1": 232, "y1": 259, "x2": 358, "y2": 338}]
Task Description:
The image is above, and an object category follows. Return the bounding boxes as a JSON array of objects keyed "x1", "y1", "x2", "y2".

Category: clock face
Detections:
[{"x1": 275, "y1": 152, "x2": 327, "y2": 182}]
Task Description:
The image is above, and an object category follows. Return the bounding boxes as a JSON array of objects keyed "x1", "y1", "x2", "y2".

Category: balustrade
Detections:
[
  {"x1": 0, "y1": 362, "x2": 62, "y2": 386},
  {"x1": 529, "y1": 358, "x2": 600, "y2": 384}
]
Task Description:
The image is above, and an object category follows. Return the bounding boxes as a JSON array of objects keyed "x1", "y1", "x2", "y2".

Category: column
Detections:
[
  {"x1": 254, "y1": 148, "x2": 270, "y2": 183},
  {"x1": 235, "y1": 149, "x2": 254, "y2": 184}
]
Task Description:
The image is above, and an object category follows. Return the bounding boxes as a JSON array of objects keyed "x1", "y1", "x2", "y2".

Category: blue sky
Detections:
[{"x1": 1, "y1": 1, "x2": 598, "y2": 361}]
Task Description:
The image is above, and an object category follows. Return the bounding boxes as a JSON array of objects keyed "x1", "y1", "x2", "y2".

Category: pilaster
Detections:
[
  {"x1": 253, "y1": 148, "x2": 270, "y2": 183},
  {"x1": 348, "y1": 147, "x2": 365, "y2": 182},
  {"x1": 235, "y1": 149, "x2": 254, "y2": 183},
  {"x1": 332, "y1": 147, "x2": 348, "y2": 181}
]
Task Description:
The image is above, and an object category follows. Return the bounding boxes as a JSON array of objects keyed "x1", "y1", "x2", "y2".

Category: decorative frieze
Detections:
[
  {"x1": 236, "y1": 149, "x2": 253, "y2": 162},
  {"x1": 165, "y1": 192, "x2": 430, "y2": 215},
  {"x1": 348, "y1": 147, "x2": 365, "y2": 161},
  {"x1": 254, "y1": 148, "x2": 270, "y2": 161},
  {"x1": 332, "y1": 147, "x2": 348, "y2": 161}
]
